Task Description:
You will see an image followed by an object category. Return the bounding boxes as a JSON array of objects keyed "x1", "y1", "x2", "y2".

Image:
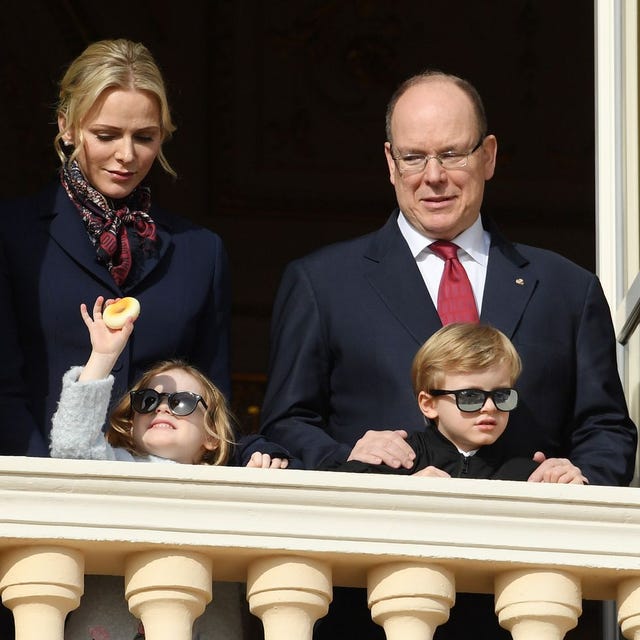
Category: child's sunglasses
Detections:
[
  {"x1": 130, "y1": 389, "x2": 208, "y2": 416},
  {"x1": 428, "y1": 388, "x2": 518, "y2": 412}
]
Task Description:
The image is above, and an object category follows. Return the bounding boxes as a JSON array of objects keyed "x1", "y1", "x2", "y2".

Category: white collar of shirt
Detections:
[
  {"x1": 397, "y1": 211, "x2": 489, "y2": 263},
  {"x1": 397, "y1": 211, "x2": 490, "y2": 312}
]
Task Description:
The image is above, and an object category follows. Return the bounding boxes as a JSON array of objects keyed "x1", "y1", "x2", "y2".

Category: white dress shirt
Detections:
[{"x1": 397, "y1": 212, "x2": 490, "y2": 313}]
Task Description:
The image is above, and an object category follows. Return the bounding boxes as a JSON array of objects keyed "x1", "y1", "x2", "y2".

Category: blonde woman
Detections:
[{"x1": 0, "y1": 39, "x2": 230, "y2": 461}]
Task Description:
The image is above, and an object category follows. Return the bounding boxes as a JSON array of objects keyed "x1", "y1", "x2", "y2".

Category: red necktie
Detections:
[{"x1": 430, "y1": 240, "x2": 479, "y2": 325}]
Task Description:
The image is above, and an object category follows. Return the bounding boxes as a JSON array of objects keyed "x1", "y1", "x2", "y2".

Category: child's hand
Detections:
[
  {"x1": 528, "y1": 452, "x2": 588, "y2": 484},
  {"x1": 81, "y1": 296, "x2": 135, "y2": 356},
  {"x1": 78, "y1": 296, "x2": 136, "y2": 382},
  {"x1": 245, "y1": 452, "x2": 290, "y2": 469},
  {"x1": 412, "y1": 465, "x2": 451, "y2": 478}
]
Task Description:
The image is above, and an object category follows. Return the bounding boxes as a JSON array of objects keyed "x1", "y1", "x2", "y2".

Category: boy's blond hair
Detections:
[{"x1": 411, "y1": 323, "x2": 521, "y2": 396}]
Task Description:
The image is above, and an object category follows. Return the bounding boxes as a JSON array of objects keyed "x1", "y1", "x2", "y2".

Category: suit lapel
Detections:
[
  {"x1": 481, "y1": 231, "x2": 537, "y2": 339},
  {"x1": 362, "y1": 212, "x2": 537, "y2": 344},
  {"x1": 364, "y1": 212, "x2": 441, "y2": 346}
]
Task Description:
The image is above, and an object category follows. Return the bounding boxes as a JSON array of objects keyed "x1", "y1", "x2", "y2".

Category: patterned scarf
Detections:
[{"x1": 60, "y1": 160, "x2": 157, "y2": 286}]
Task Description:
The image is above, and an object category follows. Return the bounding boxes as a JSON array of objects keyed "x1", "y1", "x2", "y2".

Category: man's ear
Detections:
[
  {"x1": 418, "y1": 391, "x2": 438, "y2": 420},
  {"x1": 384, "y1": 141, "x2": 397, "y2": 187}
]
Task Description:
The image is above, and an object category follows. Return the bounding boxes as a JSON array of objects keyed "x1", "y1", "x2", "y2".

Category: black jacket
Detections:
[{"x1": 322, "y1": 425, "x2": 539, "y2": 480}]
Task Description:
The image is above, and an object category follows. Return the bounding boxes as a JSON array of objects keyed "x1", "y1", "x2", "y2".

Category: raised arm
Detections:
[{"x1": 50, "y1": 297, "x2": 136, "y2": 461}]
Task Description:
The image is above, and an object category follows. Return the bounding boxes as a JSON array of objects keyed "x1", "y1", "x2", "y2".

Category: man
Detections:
[{"x1": 259, "y1": 70, "x2": 637, "y2": 638}]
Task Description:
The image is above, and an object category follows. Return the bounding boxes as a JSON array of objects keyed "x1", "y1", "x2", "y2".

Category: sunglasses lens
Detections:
[
  {"x1": 494, "y1": 389, "x2": 518, "y2": 411},
  {"x1": 131, "y1": 389, "x2": 160, "y2": 413},
  {"x1": 130, "y1": 390, "x2": 203, "y2": 416},
  {"x1": 456, "y1": 389, "x2": 485, "y2": 412},
  {"x1": 168, "y1": 392, "x2": 199, "y2": 416}
]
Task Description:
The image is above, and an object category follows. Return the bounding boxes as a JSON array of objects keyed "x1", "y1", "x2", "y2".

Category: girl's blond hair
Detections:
[{"x1": 107, "y1": 359, "x2": 234, "y2": 465}]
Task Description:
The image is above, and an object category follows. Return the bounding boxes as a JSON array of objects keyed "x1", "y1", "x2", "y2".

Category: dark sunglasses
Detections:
[
  {"x1": 428, "y1": 388, "x2": 518, "y2": 413},
  {"x1": 129, "y1": 389, "x2": 208, "y2": 416}
]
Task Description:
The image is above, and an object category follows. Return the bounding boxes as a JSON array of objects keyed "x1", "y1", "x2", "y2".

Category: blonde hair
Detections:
[
  {"x1": 55, "y1": 38, "x2": 177, "y2": 176},
  {"x1": 107, "y1": 359, "x2": 235, "y2": 465},
  {"x1": 411, "y1": 323, "x2": 521, "y2": 396}
]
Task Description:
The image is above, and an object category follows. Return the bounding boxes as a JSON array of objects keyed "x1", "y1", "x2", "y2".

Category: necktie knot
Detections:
[{"x1": 430, "y1": 240, "x2": 460, "y2": 261}]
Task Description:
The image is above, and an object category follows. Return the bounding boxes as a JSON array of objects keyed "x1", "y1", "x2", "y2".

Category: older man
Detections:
[{"x1": 260, "y1": 70, "x2": 637, "y2": 638}]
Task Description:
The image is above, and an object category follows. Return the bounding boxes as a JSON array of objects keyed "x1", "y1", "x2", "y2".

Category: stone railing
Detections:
[{"x1": 1, "y1": 456, "x2": 640, "y2": 640}]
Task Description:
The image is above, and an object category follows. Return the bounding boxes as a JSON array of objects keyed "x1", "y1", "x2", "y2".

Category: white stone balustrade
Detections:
[
  {"x1": 125, "y1": 550, "x2": 213, "y2": 640},
  {"x1": 1, "y1": 456, "x2": 640, "y2": 640},
  {"x1": 367, "y1": 562, "x2": 455, "y2": 640},
  {"x1": 247, "y1": 556, "x2": 331, "y2": 640}
]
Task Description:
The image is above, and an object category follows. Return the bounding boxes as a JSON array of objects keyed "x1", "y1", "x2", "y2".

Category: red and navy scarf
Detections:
[{"x1": 60, "y1": 160, "x2": 157, "y2": 286}]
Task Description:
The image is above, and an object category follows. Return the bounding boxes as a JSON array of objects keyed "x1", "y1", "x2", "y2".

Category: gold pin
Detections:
[{"x1": 515, "y1": 278, "x2": 525, "y2": 286}]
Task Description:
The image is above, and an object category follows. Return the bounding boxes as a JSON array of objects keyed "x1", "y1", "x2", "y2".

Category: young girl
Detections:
[
  {"x1": 51, "y1": 296, "x2": 287, "y2": 469},
  {"x1": 50, "y1": 296, "x2": 289, "y2": 639}
]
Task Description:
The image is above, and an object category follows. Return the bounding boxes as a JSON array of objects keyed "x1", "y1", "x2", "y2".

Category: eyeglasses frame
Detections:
[
  {"x1": 129, "y1": 389, "x2": 209, "y2": 417},
  {"x1": 428, "y1": 387, "x2": 518, "y2": 413},
  {"x1": 390, "y1": 135, "x2": 486, "y2": 175}
]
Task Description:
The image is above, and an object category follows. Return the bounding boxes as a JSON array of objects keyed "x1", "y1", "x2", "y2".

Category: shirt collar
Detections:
[{"x1": 397, "y1": 211, "x2": 489, "y2": 266}]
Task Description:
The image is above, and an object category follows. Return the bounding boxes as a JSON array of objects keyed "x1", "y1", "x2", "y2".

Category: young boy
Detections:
[{"x1": 324, "y1": 323, "x2": 586, "y2": 483}]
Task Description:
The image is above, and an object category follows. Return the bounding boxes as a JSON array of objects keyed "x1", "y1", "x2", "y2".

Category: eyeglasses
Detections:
[
  {"x1": 428, "y1": 388, "x2": 518, "y2": 413},
  {"x1": 391, "y1": 137, "x2": 485, "y2": 175},
  {"x1": 130, "y1": 389, "x2": 208, "y2": 416}
]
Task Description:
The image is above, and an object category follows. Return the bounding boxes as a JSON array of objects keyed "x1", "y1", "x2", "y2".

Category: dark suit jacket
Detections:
[
  {"x1": 260, "y1": 210, "x2": 637, "y2": 486},
  {"x1": 322, "y1": 425, "x2": 539, "y2": 480},
  {"x1": 0, "y1": 183, "x2": 231, "y2": 456}
]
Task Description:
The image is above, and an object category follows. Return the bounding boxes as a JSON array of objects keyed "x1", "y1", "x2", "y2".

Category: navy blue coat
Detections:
[
  {"x1": 0, "y1": 183, "x2": 231, "y2": 456},
  {"x1": 260, "y1": 211, "x2": 637, "y2": 487}
]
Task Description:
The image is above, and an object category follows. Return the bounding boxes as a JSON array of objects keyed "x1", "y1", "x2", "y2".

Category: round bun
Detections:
[{"x1": 103, "y1": 297, "x2": 141, "y2": 329}]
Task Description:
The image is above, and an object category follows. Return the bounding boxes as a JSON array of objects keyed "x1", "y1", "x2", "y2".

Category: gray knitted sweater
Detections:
[{"x1": 50, "y1": 366, "x2": 171, "y2": 463}]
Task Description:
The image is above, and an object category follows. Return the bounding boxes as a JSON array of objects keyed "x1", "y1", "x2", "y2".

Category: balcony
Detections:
[{"x1": 1, "y1": 456, "x2": 640, "y2": 640}]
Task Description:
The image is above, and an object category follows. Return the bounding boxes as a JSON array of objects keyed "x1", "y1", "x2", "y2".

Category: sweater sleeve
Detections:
[{"x1": 50, "y1": 366, "x2": 120, "y2": 461}]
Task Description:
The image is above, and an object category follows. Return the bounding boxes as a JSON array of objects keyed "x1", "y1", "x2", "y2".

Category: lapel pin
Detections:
[{"x1": 515, "y1": 278, "x2": 525, "y2": 286}]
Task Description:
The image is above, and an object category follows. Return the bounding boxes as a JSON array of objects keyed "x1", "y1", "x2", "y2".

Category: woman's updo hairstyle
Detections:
[{"x1": 55, "y1": 38, "x2": 177, "y2": 176}]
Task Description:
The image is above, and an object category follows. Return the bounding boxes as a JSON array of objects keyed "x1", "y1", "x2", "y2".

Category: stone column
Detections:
[
  {"x1": 247, "y1": 556, "x2": 332, "y2": 640},
  {"x1": 367, "y1": 562, "x2": 455, "y2": 640},
  {"x1": 125, "y1": 550, "x2": 212, "y2": 640},
  {"x1": 618, "y1": 577, "x2": 640, "y2": 640},
  {"x1": 495, "y1": 569, "x2": 582, "y2": 640},
  {"x1": 0, "y1": 545, "x2": 84, "y2": 640}
]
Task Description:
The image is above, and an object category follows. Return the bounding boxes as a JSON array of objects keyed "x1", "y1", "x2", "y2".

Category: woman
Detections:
[
  {"x1": 0, "y1": 38, "x2": 265, "y2": 639},
  {"x1": 0, "y1": 39, "x2": 230, "y2": 457}
]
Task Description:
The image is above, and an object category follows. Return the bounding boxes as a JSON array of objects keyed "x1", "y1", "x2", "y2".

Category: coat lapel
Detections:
[
  {"x1": 480, "y1": 222, "x2": 537, "y2": 339},
  {"x1": 362, "y1": 211, "x2": 537, "y2": 345},
  {"x1": 47, "y1": 186, "x2": 121, "y2": 294},
  {"x1": 127, "y1": 223, "x2": 172, "y2": 293},
  {"x1": 46, "y1": 185, "x2": 172, "y2": 295},
  {"x1": 364, "y1": 212, "x2": 441, "y2": 346}
]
